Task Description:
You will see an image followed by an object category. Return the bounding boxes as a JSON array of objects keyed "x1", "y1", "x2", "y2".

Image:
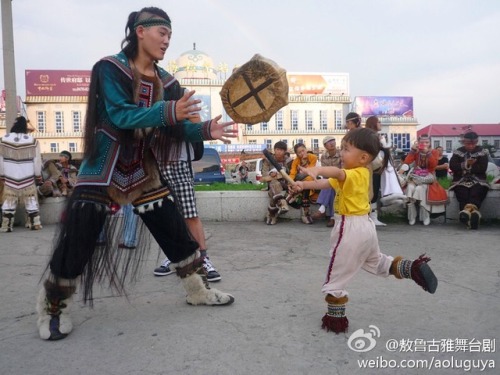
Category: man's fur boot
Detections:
[
  {"x1": 461, "y1": 203, "x2": 480, "y2": 230},
  {"x1": 173, "y1": 251, "x2": 234, "y2": 306},
  {"x1": 0, "y1": 212, "x2": 14, "y2": 232},
  {"x1": 301, "y1": 200, "x2": 313, "y2": 224},
  {"x1": 266, "y1": 205, "x2": 279, "y2": 225},
  {"x1": 276, "y1": 198, "x2": 289, "y2": 215},
  {"x1": 390, "y1": 254, "x2": 438, "y2": 294},
  {"x1": 26, "y1": 212, "x2": 43, "y2": 230},
  {"x1": 36, "y1": 278, "x2": 76, "y2": 340}
]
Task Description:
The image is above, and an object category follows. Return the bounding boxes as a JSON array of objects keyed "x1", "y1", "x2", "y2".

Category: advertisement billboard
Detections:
[
  {"x1": 287, "y1": 73, "x2": 349, "y2": 96},
  {"x1": 354, "y1": 96, "x2": 413, "y2": 117},
  {"x1": 25, "y1": 70, "x2": 91, "y2": 96}
]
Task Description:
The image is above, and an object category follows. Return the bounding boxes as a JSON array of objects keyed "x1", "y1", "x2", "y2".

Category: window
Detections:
[
  {"x1": 72, "y1": 111, "x2": 81, "y2": 132},
  {"x1": 391, "y1": 133, "x2": 411, "y2": 151},
  {"x1": 482, "y1": 140, "x2": 488, "y2": 146},
  {"x1": 294, "y1": 138, "x2": 304, "y2": 146},
  {"x1": 69, "y1": 142, "x2": 77, "y2": 153},
  {"x1": 320, "y1": 110, "x2": 328, "y2": 130},
  {"x1": 260, "y1": 122, "x2": 268, "y2": 131},
  {"x1": 445, "y1": 140, "x2": 452, "y2": 152},
  {"x1": 265, "y1": 139, "x2": 273, "y2": 150},
  {"x1": 50, "y1": 143, "x2": 59, "y2": 153},
  {"x1": 311, "y1": 138, "x2": 319, "y2": 151},
  {"x1": 291, "y1": 110, "x2": 298, "y2": 130},
  {"x1": 248, "y1": 140, "x2": 257, "y2": 144},
  {"x1": 37, "y1": 111, "x2": 46, "y2": 132},
  {"x1": 433, "y1": 140, "x2": 440, "y2": 149},
  {"x1": 334, "y1": 110, "x2": 343, "y2": 130},
  {"x1": 275, "y1": 111, "x2": 283, "y2": 131},
  {"x1": 246, "y1": 124, "x2": 253, "y2": 131},
  {"x1": 494, "y1": 140, "x2": 499, "y2": 149},
  {"x1": 305, "y1": 110, "x2": 313, "y2": 130},
  {"x1": 55, "y1": 111, "x2": 64, "y2": 133}
]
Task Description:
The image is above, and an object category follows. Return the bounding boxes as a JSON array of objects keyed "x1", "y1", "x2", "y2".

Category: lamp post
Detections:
[{"x1": 1, "y1": 0, "x2": 18, "y2": 132}]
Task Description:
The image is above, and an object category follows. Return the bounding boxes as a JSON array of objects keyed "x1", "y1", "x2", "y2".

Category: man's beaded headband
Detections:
[{"x1": 134, "y1": 18, "x2": 171, "y2": 30}]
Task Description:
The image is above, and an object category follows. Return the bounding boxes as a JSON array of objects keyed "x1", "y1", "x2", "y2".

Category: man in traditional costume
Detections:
[
  {"x1": 449, "y1": 131, "x2": 489, "y2": 229},
  {"x1": 261, "y1": 141, "x2": 291, "y2": 225},
  {"x1": 36, "y1": 7, "x2": 236, "y2": 341},
  {"x1": 0, "y1": 116, "x2": 43, "y2": 232}
]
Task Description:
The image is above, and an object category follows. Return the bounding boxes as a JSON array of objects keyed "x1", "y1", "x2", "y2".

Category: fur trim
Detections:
[
  {"x1": 322, "y1": 294, "x2": 349, "y2": 333},
  {"x1": 182, "y1": 271, "x2": 235, "y2": 306},
  {"x1": 390, "y1": 256, "x2": 404, "y2": 279}
]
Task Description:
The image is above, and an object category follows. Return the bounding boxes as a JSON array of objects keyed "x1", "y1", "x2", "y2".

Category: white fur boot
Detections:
[
  {"x1": 407, "y1": 202, "x2": 417, "y2": 225},
  {"x1": 173, "y1": 252, "x2": 234, "y2": 306},
  {"x1": 419, "y1": 205, "x2": 431, "y2": 225},
  {"x1": 36, "y1": 278, "x2": 76, "y2": 340}
]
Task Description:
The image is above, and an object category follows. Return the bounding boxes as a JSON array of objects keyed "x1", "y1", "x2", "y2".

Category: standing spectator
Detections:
[
  {"x1": 153, "y1": 139, "x2": 222, "y2": 282},
  {"x1": 345, "y1": 112, "x2": 361, "y2": 131},
  {"x1": 434, "y1": 146, "x2": 449, "y2": 179},
  {"x1": 312, "y1": 136, "x2": 341, "y2": 227},
  {"x1": 55, "y1": 151, "x2": 78, "y2": 197},
  {"x1": 0, "y1": 116, "x2": 43, "y2": 232},
  {"x1": 238, "y1": 160, "x2": 249, "y2": 183},
  {"x1": 289, "y1": 143, "x2": 318, "y2": 224},
  {"x1": 261, "y1": 141, "x2": 291, "y2": 225},
  {"x1": 449, "y1": 132, "x2": 489, "y2": 229},
  {"x1": 35, "y1": 6, "x2": 236, "y2": 341}
]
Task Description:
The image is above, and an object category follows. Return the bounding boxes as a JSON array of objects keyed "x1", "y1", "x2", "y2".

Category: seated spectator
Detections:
[
  {"x1": 312, "y1": 136, "x2": 341, "y2": 227},
  {"x1": 261, "y1": 141, "x2": 291, "y2": 225},
  {"x1": 400, "y1": 134, "x2": 444, "y2": 226},
  {"x1": 38, "y1": 160, "x2": 63, "y2": 198},
  {"x1": 449, "y1": 131, "x2": 489, "y2": 229},
  {"x1": 55, "y1": 151, "x2": 78, "y2": 196},
  {"x1": 288, "y1": 143, "x2": 318, "y2": 224}
]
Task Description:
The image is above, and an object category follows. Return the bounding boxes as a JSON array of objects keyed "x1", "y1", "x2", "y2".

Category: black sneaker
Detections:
[
  {"x1": 203, "y1": 257, "x2": 221, "y2": 282},
  {"x1": 153, "y1": 258, "x2": 174, "y2": 276}
]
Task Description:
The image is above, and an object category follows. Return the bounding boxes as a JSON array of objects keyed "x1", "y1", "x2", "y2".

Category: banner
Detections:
[
  {"x1": 354, "y1": 96, "x2": 413, "y2": 117},
  {"x1": 26, "y1": 70, "x2": 91, "y2": 96}
]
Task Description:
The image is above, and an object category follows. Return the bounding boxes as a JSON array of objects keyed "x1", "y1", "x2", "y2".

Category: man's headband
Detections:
[{"x1": 134, "y1": 18, "x2": 171, "y2": 30}]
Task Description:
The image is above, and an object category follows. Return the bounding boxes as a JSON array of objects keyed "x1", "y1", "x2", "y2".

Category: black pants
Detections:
[
  {"x1": 49, "y1": 186, "x2": 198, "y2": 280},
  {"x1": 371, "y1": 173, "x2": 381, "y2": 204},
  {"x1": 453, "y1": 184, "x2": 489, "y2": 211}
]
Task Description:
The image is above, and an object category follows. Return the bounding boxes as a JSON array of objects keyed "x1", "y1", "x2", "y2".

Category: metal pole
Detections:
[{"x1": 1, "y1": 0, "x2": 18, "y2": 132}]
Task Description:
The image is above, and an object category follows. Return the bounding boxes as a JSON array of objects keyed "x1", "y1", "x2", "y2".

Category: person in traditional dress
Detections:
[
  {"x1": 35, "y1": 6, "x2": 237, "y2": 341},
  {"x1": 400, "y1": 134, "x2": 444, "y2": 225},
  {"x1": 54, "y1": 151, "x2": 78, "y2": 197},
  {"x1": 0, "y1": 116, "x2": 43, "y2": 232},
  {"x1": 449, "y1": 131, "x2": 489, "y2": 229},
  {"x1": 261, "y1": 141, "x2": 291, "y2": 225}
]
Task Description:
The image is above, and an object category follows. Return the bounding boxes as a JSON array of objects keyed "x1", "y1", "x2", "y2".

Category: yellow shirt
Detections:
[{"x1": 329, "y1": 167, "x2": 370, "y2": 216}]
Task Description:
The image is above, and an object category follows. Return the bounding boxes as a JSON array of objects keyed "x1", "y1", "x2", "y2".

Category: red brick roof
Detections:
[{"x1": 417, "y1": 124, "x2": 500, "y2": 137}]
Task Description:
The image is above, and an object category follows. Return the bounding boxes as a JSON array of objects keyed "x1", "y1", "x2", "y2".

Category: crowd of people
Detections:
[
  {"x1": 0, "y1": 5, "x2": 494, "y2": 342},
  {"x1": 260, "y1": 113, "x2": 493, "y2": 231}
]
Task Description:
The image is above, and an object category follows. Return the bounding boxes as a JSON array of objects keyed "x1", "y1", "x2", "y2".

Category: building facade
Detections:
[{"x1": 1, "y1": 48, "x2": 419, "y2": 158}]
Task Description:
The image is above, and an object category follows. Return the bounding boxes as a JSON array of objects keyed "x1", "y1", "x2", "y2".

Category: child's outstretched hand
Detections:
[
  {"x1": 298, "y1": 166, "x2": 319, "y2": 180},
  {"x1": 289, "y1": 181, "x2": 303, "y2": 194}
]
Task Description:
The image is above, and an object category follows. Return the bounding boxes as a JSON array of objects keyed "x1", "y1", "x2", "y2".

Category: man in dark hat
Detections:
[
  {"x1": 449, "y1": 132, "x2": 489, "y2": 229},
  {"x1": 0, "y1": 116, "x2": 43, "y2": 232}
]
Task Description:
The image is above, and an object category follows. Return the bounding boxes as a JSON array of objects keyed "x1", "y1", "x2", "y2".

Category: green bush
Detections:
[{"x1": 195, "y1": 182, "x2": 265, "y2": 191}]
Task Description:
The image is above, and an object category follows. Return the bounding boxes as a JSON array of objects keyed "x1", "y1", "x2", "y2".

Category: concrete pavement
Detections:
[{"x1": 0, "y1": 219, "x2": 499, "y2": 375}]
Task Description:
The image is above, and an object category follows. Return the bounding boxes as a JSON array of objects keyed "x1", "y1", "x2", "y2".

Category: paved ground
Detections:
[{"x1": 0, "y1": 218, "x2": 499, "y2": 375}]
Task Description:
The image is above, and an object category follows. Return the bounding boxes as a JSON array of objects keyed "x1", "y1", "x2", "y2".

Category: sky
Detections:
[{"x1": 1, "y1": 0, "x2": 500, "y2": 127}]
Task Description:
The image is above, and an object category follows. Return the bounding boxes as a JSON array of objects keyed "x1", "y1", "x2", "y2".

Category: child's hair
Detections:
[
  {"x1": 293, "y1": 143, "x2": 306, "y2": 154},
  {"x1": 342, "y1": 128, "x2": 390, "y2": 170}
]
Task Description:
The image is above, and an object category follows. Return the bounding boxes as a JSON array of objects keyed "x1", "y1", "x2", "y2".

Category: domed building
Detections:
[{"x1": 170, "y1": 44, "x2": 219, "y2": 81}]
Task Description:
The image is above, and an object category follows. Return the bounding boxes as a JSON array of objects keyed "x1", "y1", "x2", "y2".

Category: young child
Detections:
[{"x1": 290, "y1": 128, "x2": 438, "y2": 334}]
